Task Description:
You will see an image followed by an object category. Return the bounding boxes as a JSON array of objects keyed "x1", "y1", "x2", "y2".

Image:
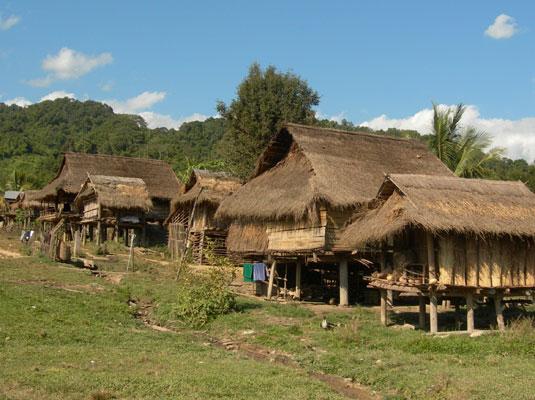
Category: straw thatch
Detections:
[
  {"x1": 226, "y1": 222, "x2": 269, "y2": 255},
  {"x1": 216, "y1": 123, "x2": 452, "y2": 222},
  {"x1": 37, "y1": 153, "x2": 181, "y2": 201},
  {"x1": 339, "y1": 174, "x2": 535, "y2": 249},
  {"x1": 20, "y1": 190, "x2": 44, "y2": 209},
  {"x1": 75, "y1": 175, "x2": 153, "y2": 211},
  {"x1": 169, "y1": 169, "x2": 241, "y2": 214}
]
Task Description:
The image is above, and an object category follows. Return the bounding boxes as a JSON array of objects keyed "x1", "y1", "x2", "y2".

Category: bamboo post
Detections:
[
  {"x1": 427, "y1": 232, "x2": 437, "y2": 282},
  {"x1": 295, "y1": 260, "x2": 302, "y2": 300},
  {"x1": 380, "y1": 290, "x2": 388, "y2": 326},
  {"x1": 466, "y1": 292, "x2": 475, "y2": 333},
  {"x1": 73, "y1": 230, "x2": 80, "y2": 258},
  {"x1": 494, "y1": 293, "x2": 505, "y2": 331},
  {"x1": 429, "y1": 290, "x2": 438, "y2": 334},
  {"x1": 418, "y1": 294, "x2": 426, "y2": 330},
  {"x1": 339, "y1": 258, "x2": 349, "y2": 306},
  {"x1": 127, "y1": 233, "x2": 136, "y2": 272},
  {"x1": 267, "y1": 260, "x2": 277, "y2": 300}
]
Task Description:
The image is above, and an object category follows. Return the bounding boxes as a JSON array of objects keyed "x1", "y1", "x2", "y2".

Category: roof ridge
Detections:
[
  {"x1": 63, "y1": 152, "x2": 170, "y2": 164},
  {"x1": 284, "y1": 122, "x2": 422, "y2": 144},
  {"x1": 389, "y1": 173, "x2": 526, "y2": 186}
]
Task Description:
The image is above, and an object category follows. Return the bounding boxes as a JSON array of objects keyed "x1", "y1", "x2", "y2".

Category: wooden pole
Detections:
[
  {"x1": 494, "y1": 293, "x2": 505, "y2": 331},
  {"x1": 418, "y1": 294, "x2": 426, "y2": 330},
  {"x1": 127, "y1": 233, "x2": 136, "y2": 272},
  {"x1": 73, "y1": 230, "x2": 80, "y2": 258},
  {"x1": 426, "y1": 232, "x2": 437, "y2": 282},
  {"x1": 466, "y1": 292, "x2": 475, "y2": 333},
  {"x1": 267, "y1": 260, "x2": 277, "y2": 300},
  {"x1": 429, "y1": 290, "x2": 438, "y2": 334},
  {"x1": 295, "y1": 260, "x2": 302, "y2": 300},
  {"x1": 380, "y1": 289, "x2": 388, "y2": 326},
  {"x1": 339, "y1": 258, "x2": 349, "y2": 306}
]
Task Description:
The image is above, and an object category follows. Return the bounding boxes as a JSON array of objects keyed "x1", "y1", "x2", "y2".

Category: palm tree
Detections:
[{"x1": 429, "y1": 104, "x2": 503, "y2": 178}]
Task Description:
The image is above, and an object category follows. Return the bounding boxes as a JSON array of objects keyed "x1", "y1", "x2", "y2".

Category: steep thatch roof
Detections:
[
  {"x1": 20, "y1": 190, "x2": 44, "y2": 209},
  {"x1": 37, "y1": 153, "x2": 181, "y2": 201},
  {"x1": 171, "y1": 169, "x2": 241, "y2": 211},
  {"x1": 339, "y1": 174, "x2": 535, "y2": 249},
  {"x1": 74, "y1": 175, "x2": 153, "y2": 211},
  {"x1": 217, "y1": 123, "x2": 453, "y2": 222}
]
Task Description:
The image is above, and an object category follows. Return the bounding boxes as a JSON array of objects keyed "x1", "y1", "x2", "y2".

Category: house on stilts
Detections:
[
  {"x1": 74, "y1": 175, "x2": 153, "y2": 246},
  {"x1": 339, "y1": 174, "x2": 535, "y2": 332},
  {"x1": 216, "y1": 123, "x2": 452, "y2": 305},
  {"x1": 166, "y1": 169, "x2": 241, "y2": 264}
]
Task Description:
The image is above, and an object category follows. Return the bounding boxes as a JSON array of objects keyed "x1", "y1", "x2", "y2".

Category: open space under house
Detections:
[
  {"x1": 166, "y1": 169, "x2": 241, "y2": 264},
  {"x1": 339, "y1": 174, "x2": 535, "y2": 332},
  {"x1": 216, "y1": 122, "x2": 453, "y2": 305}
]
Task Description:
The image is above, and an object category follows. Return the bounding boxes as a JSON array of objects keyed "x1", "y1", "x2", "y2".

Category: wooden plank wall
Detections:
[{"x1": 437, "y1": 233, "x2": 535, "y2": 288}]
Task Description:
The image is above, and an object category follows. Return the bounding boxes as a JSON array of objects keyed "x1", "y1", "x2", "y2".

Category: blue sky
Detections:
[{"x1": 1, "y1": 1, "x2": 534, "y2": 160}]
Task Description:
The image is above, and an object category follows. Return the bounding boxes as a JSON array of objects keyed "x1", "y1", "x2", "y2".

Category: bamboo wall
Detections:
[{"x1": 266, "y1": 210, "x2": 327, "y2": 252}]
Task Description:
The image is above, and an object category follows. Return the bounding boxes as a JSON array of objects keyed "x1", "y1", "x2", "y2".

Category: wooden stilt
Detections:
[
  {"x1": 418, "y1": 294, "x2": 426, "y2": 330},
  {"x1": 295, "y1": 260, "x2": 302, "y2": 300},
  {"x1": 380, "y1": 289, "x2": 388, "y2": 326},
  {"x1": 454, "y1": 299, "x2": 461, "y2": 330},
  {"x1": 494, "y1": 293, "x2": 505, "y2": 331},
  {"x1": 429, "y1": 290, "x2": 438, "y2": 334},
  {"x1": 427, "y1": 232, "x2": 437, "y2": 282},
  {"x1": 466, "y1": 292, "x2": 475, "y2": 333},
  {"x1": 339, "y1": 259, "x2": 349, "y2": 306},
  {"x1": 267, "y1": 260, "x2": 277, "y2": 300}
]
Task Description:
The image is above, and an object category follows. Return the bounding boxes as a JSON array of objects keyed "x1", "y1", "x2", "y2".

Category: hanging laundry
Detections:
[
  {"x1": 243, "y1": 263, "x2": 254, "y2": 282},
  {"x1": 253, "y1": 262, "x2": 266, "y2": 281}
]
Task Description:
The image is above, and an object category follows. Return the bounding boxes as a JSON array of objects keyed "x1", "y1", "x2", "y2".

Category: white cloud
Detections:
[
  {"x1": 485, "y1": 14, "x2": 518, "y2": 39},
  {"x1": 0, "y1": 15, "x2": 20, "y2": 31},
  {"x1": 5, "y1": 97, "x2": 32, "y2": 107},
  {"x1": 139, "y1": 112, "x2": 209, "y2": 129},
  {"x1": 316, "y1": 110, "x2": 347, "y2": 123},
  {"x1": 105, "y1": 91, "x2": 166, "y2": 114},
  {"x1": 40, "y1": 90, "x2": 75, "y2": 102},
  {"x1": 99, "y1": 81, "x2": 114, "y2": 92},
  {"x1": 28, "y1": 47, "x2": 113, "y2": 87},
  {"x1": 360, "y1": 105, "x2": 535, "y2": 162}
]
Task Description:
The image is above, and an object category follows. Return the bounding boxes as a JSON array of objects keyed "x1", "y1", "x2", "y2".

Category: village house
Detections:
[
  {"x1": 339, "y1": 174, "x2": 535, "y2": 332},
  {"x1": 216, "y1": 123, "x2": 453, "y2": 305},
  {"x1": 166, "y1": 169, "x2": 241, "y2": 264},
  {"x1": 74, "y1": 175, "x2": 153, "y2": 246}
]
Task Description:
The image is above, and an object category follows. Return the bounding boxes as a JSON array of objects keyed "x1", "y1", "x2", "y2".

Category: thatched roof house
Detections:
[
  {"x1": 166, "y1": 169, "x2": 241, "y2": 263},
  {"x1": 340, "y1": 174, "x2": 535, "y2": 249},
  {"x1": 74, "y1": 175, "x2": 152, "y2": 213},
  {"x1": 340, "y1": 174, "x2": 535, "y2": 332},
  {"x1": 37, "y1": 153, "x2": 180, "y2": 203},
  {"x1": 20, "y1": 190, "x2": 44, "y2": 209},
  {"x1": 217, "y1": 123, "x2": 452, "y2": 255}
]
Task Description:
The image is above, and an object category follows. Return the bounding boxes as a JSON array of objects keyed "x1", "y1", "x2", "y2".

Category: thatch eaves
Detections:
[
  {"x1": 216, "y1": 123, "x2": 452, "y2": 222},
  {"x1": 339, "y1": 174, "x2": 535, "y2": 249},
  {"x1": 20, "y1": 190, "x2": 43, "y2": 209},
  {"x1": 75, "y1": 175, "x2": 153, "y2": 212},
  {"x1": 37, "y1": 153, "x2": 181, "y2": 202}
]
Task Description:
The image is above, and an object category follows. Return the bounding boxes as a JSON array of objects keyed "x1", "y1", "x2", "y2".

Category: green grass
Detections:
[{"x1": 0, "y1": 258, "x2": 345, "y2": 400}]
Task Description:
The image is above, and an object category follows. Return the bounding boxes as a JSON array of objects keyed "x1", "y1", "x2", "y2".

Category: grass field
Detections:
[{"x1": 1, "y1": 234, "x2": 535, "y2": 400}]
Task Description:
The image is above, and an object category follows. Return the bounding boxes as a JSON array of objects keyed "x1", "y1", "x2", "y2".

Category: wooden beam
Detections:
[
  {"x1": 266, "y1": 260, "x2": 277, "y2": 300},
  {"x1": 466, "y1": 292, "x2": 475, "y2": 333},
  {"x1": 429, "y1": 290, "x2": 438, "y2": 334},
  {"x1": 339, "y1": 258, "x2": 349, "y2": 306},
  {"x1": 494, "y1": 293, "x2": 505, "y2": 331},
  {"x1": 295, "y1": 260, "x2": 302, "y2": 300},
  {"x1": 418, "y1": 294, "x2": 426, "y2": 330}
]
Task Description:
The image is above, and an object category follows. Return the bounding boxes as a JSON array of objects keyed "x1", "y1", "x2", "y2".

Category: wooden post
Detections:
[
  {"x1": 96, "y1": 221, "x2": 102, "y2": 246},
  {"x1": 466, "y1": 292, "x2": 475, "y2": 333},
  {"x1": 429, "y1": 290, "x2": 438, "y2": 334},
  {"x1": 73, "y1": 230, "x2": 80, "y2": 258},
  {"x1": 418, "y1": 294, "x2": 426, "y2": 330},
  {"x1": 267, "y1": 260, "x2": 277, "y2": 300},
  {"x1": 295, "y1": 260, "x2": 302, "y2": 300},
  {"x1": 339, "y1": 258, "x2": 349, "y2": 306},
  {"x1": 427, "y1": 232, "x2": 437, "y2": 282},
  {"x1": 380, "y1": 289, "x2": 388, "y2": 326},
  {"x1": 494, "y1": 293, "x2": 505, "y2": 331}
]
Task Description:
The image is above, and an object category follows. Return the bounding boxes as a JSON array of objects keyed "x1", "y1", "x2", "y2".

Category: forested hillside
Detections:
[{"x1": 0, "y1": 97, "x2": 533, "y2": 191}]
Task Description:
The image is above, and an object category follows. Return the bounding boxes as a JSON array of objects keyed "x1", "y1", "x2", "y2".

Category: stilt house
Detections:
[
  {"x1": 166, "y1": 169, "x2": 241, "y2": 263},
  {"x1": 216, "y1": 123, "x2": 452, "y2": 304},
  {"x1": 339, "y1": 174, "x2": 535, "y2": 332},
  {"x1": 74, "y1": 175, "x2": 153, "y2": 246}
]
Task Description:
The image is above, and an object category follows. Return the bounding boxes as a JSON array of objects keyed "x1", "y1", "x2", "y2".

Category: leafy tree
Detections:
[{"x1": 217, "y1": 63, "x2": 320, "y2": 179}]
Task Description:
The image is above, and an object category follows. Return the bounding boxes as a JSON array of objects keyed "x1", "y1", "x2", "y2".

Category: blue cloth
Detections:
[{"x1": 253, "y1": 262, "x2": 266, "y2": 281}]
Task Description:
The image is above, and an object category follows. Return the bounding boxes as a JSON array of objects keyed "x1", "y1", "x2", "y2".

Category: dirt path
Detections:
[{"x1": 0, "y1": 248, "x2": 23, "y2": 258}]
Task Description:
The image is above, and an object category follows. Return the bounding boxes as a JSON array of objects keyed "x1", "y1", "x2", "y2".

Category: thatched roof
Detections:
[
  {"x1": 339, "y1": 174, "x2": 535, "y2": 249},
  {"x1": 20, "y1": 190, "x2": 44, "y2": 209},
  {"x1": 171, "y1": 169, "x2": 241, "y2": 210},
  {"x1": 74, "y1": 175, "x2": 153, "y2": 211},
  {"x1": 226, "y1": 222, "x2": 269, "y2": 255},
  {"x1": 217, "y1": 123, "x2": 452, "y2": 222},
  {"x1": 37, "y1": 153, "x2": 180, "y2": 201}
]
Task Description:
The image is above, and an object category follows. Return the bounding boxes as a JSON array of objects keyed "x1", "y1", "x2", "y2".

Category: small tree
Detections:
[{"x1": 217, "y1": 63, "x2": 320, "y2": 179}]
